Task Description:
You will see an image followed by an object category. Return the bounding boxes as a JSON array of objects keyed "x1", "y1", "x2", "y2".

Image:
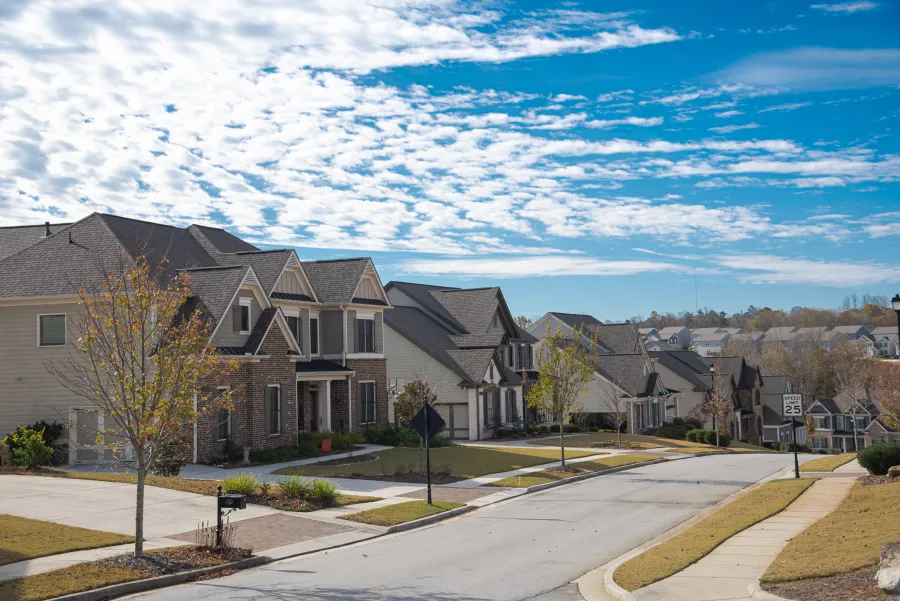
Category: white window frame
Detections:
[
  {"x1": 310, "y1": 312, "x2": 320, "y2": 355},
  {"x1": 283, "y1": 309, "x2": 301, "y2": 347},
  {"x1": 216, "y1": 386, "x2": 232, "y2": 441},
  {"x1": 357, "y1": 316, "x2": 376, "y2": 353},
  {"x1": 37, "y1": 313, "x2": 67, "y2": 347},
  {"x1": 813, "y1": 415, "x2": 827, "y2": 430},
  {"x1": 239, "y1": 297, "x2": 252, "y2": 335},
  {"x1": 812, "y1": 436, "x2": 828, "y2": 450},
  {"x1": 358, "y1": 381, "x2": 377, "y2": 425},
  {"x1": 267, "y1": 384, "x2": 281, "y2": 435}
]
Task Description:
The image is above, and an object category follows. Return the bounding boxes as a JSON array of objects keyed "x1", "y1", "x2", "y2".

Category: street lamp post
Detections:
[{"x1": 892, "y1": 294, "x2": 900, "y2": 358}]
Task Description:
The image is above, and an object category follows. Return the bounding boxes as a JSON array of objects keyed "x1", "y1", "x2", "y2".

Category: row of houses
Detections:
[
  {"x1": 639, "y1": 325, "x2": 899, "y2": 358},
  {"x1": 1, "y1": 213, "x2": 895, "y2": 463}
]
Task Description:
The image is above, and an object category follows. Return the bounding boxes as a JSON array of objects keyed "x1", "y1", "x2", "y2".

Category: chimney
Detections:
[
  {"x1": 43, "y1": 222, "x2": 51, "y2": 237},
  {"x1": 68, "y1": 231, "x2": 73, "y2": 244}
]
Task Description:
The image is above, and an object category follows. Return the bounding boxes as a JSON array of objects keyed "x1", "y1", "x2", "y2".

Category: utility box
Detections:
[{"x1": 218, "y1": 492, "x2": 247, "y2": 510}]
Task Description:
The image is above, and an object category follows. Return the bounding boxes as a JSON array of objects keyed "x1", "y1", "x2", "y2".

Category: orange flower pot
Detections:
[{"x1": 321, "y1": 439, "x2": 332, "y2": 453}]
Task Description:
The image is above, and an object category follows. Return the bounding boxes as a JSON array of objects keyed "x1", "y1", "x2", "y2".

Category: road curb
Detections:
[
  {"x1": 748, "y1": 581, "x2": 792, "y2": 600},
  {"x1": 581, "y1": 465, "x2": 796, "y2": 601},
  {"x1": 518, "y1": 458, "x2": 670, "y2": 494},
  {"x1": 383, "y1": 504, "x2": 476, "y2": 533},
  {"x1": 45, "y1": 556, "x2": 268, "y2": 601}
]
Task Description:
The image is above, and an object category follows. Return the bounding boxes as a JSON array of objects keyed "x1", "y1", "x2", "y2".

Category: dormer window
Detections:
[{"x1": 239, "y1": 298, "x2": 251, "y2": 334}]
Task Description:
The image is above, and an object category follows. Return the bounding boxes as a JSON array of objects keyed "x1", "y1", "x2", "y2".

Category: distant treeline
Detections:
[{"x1": 632, "y1": 294, "x2": 897, "y2": 331}]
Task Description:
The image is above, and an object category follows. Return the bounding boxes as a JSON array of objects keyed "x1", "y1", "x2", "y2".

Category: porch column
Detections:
[
  {"x1": 326, "y1": 379, "x2": 332, "y2": 432},
  {"x1": 737, "y1": 413, "x2": 742, "y2": 440},
  {"x1": 348, "y1": 376, "x2": 353, "y2": 430}
]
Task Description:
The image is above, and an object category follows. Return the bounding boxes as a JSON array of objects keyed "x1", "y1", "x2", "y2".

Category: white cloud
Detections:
[
  {"x1": 716, "y1": 47, "x2": 900, "y2": 91},
  {"x1": 709, "y1": 123, "x2": 760, "y2": 133},
  {"x1": 584, "y1": 116, "x2": 664, "y2": 129},
  {"x1": 397, "y1": 256, "x2": 678, "y2": 278},
  {"x1": 718, "y1": 254, "x2": 900, "y2": 286},
  {"x1": 714, "y1": 110, "x2": 745, "y2": 118},
  {"x1": 810, "y1": 2, "x2": 879, "y2": 14},
  {"x1": 758, "y1": 102, "x2": 814, "y2": 112}
]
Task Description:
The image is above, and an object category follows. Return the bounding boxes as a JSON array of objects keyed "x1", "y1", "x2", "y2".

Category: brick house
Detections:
[{"x1": 0, "y1": 213, "x2": 390, "y2": 464}]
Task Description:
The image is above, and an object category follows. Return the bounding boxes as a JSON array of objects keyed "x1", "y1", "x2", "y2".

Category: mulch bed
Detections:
[
  {"x1": 247, "y1": 492, "x2": 335, "y2": 512},
  {"x1": 306, "y1": 453, "x2": 377, "y2": 467},
  {"x1": 860, "y1": 475, "x2": 894, "y2": 487},
  {"x1": 762, "y1": 566, "x2": 887, "y2": 601},
  {"x1": 101, "y1": 546, "x2": 250, "y2": 577},
  {"x1": 328, "y1": 471, "x2": 463, "y2": 484}
]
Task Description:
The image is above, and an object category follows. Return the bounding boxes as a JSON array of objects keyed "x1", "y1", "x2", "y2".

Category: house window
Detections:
[
  {"x1": 265, "y1": 386, "x2": 281, "y2": 434},
  {"x1": 217, "y1": 409, "x2": 232, "y2": 440},
  {"x1": 38, "y1": 314, "x2": 66, "y2": 346},
  {"x1": 357, "y1": 318, "x2": 375, "y2": 353},
  {"x1": 506, "y1": 346, "x2": 515, "y2": 368},
  {"x1": 310, "y1": 317, "x2": 319, "y2": 354},
  {"x1": 286, "y1": 315, "x2": 302, "y2": 348},
  {"x1": 812, "y1": 437, "x2": 828, "y2": 450},
  {"x1": 505, "y1": 389, "x2": 518, "y2": 423},
  {"x1": 358, "y1": 382, "x2": 376, "y2": 424},
  {"x1": 235, "y1": 298, "x2": 251, "y2": 334},
  {"x1": 855, "y1": 416, "x2": 866, "y2": 430},
  {"x1": 518, "y1": 345, "x2": 533, "y2": 370},
  {"x1": 484, "y1": 389, "x2": 501, "y2": 427},
  {"x1": 813, "y1": 415, "x2": 827, "y2": 430},
  {"x1": 835, "y1": 416, "x2": 844, "y2": 430}
]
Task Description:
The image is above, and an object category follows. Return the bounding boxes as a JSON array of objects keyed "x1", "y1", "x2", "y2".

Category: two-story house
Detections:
[
  {"x1": 807, "y1": 389, "x2": 890, "y2": 453},
  {"x1": 763, "y1": 326, "x2": 798, "y2": 349},
  {"x1": 530, "y1": 314, "x2": 669, "y2": 432},
  {"x1": 693, "y1": 331, "x2": 731, "y2": 357},
  {"x1": 383, "y1": 282, "x2": 535, "y2": 440},
  {"x1": 0, "y1": 213, "x2": 390, "y2": 464},
  {"x1": 867, "y1": 327, "x2": 899, "y2": 358},
  {"x1": 657, "y1": 327, "x2": 692, "y2": 350},
  {"x1": 759, "y1": 375, "x2": 807, "y2": 445}
]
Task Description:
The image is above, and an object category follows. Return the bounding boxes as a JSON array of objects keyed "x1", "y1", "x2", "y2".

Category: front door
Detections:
[{"x1": 309, "y1": 386, "x2": 319, "y2": 433}]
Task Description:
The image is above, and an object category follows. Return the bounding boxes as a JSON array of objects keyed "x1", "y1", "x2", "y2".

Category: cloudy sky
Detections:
[{"x1": 1, "y1": 0, "x2": 898, "y2": 319}]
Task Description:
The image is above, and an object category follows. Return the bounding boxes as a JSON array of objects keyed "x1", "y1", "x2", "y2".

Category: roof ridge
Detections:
[
  {"x1": 0, "y1": 213, "x2": 102, "y2": 268},
  {"x1": 0, "y1": 222, "x2": 73, "y2": 230},
  {"x1": 231, "y1": 248, "x2": 292, "y2": 256},
  {"x1": 301, "y1": 257, "x2": 370, "y2": 264},
  {"x1": 389, "y1": 280, "x2": 460, "y2": 290},
  {"x1": 98, "y1": 212, "x2": 187, "y2": 231},
  {"x1": 438, "y1": 286, "x2": 499, "y2": 293},
  {"x1": 178, "y1": 265, "x2": 247, "y2": 272}
]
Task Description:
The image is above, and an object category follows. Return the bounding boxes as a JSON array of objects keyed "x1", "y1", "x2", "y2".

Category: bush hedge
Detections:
[
  {"x1": 362, "y1": 426, "x2": 451, "y2": 448},
  {"x1": 685, "y1": 429, "x2": 730, "y2": 447},
  {"x1": 645, "y1": 418, "x2": 703, "y2": 441},
  {"x1": 779, "y1": 441, "x2": 811, "y2": 453},
  {"x1": 857, "y1": 442, "x2": 900, "y2": 475}
]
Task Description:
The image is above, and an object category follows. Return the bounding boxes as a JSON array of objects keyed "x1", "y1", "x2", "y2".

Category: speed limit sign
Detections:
[{"x1": 783, "y1": 394, "x2": 803, "y2": 417}]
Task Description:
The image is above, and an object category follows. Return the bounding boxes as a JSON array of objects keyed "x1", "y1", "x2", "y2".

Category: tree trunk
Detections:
[
  {"x1": 617, "y1": 411, "x2": 623, "y2": 448},
  {"x1": 135, "y1": 460, "x2": 146, "y2": 557},
  {"x1": 559, "y1": 417, "x2": 566, "y2": 467}
]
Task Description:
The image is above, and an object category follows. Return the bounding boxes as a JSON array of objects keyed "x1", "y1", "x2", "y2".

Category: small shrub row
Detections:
[
  {"x1": 222, "y1": 473, "x2": 343, "y2": 506},
  {"x1": 857, "y1": 442, "x2": 900, "y2": 475},
  {"x1": 645, "y1": 418, "x2": 703, "y2": 441},
  {"x1": 779, "y1": 441, "x2": 811, "y2": 453},
  {"x1": 685, "y1": 429, "x2": 730, "y2": 447},
  {"x1": 299, "y1": 431, "x2": 363, "y2": 452},
  {"x1": 248, "y1": 441, "x2": 322, "y2": 464},
  {"x1": 363, "y1": 426, "x2": 451, "y2": 448}
]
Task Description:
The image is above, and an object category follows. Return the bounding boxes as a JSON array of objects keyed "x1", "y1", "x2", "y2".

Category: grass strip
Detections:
[
  {"x1": 275, "y1": 446, "x2": 594, "y2": 479},
  {"x1": 799, "y1": 453, "x2": 856, "y2": 473},
  {"x1": 0, "y1": 515, "x2": 133, "y2": 567},
  {"x1": 529, "y1": 433, "x2": 716, "y2": 451},
  {"x1": 0, "y1": 562, "x2": 148, "y2": 601},
  {"x1": 338, "y1": 500, "x2": 464, "y2": 527},
  {"x1": 762, "y1": 480, "x2": 900, "y2": 583},
  {"x1": 614, "y1": 478, "x2": 816, "y2": 591},
  {"x1": 488, "y1": 454, "x2": 658, "y2": 488}
]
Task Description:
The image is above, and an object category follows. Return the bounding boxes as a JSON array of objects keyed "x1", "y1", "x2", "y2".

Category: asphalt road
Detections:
[{"x1": 132, "y1": 454, "x2": 798, "y2": 601}]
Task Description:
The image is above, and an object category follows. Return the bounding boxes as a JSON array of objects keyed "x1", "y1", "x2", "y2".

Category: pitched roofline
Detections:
[
  {"x1": 0, "y1": 213, "x2": 95, "y2": 267},
  {"x1": 383, "y1": 311, "x2": 470, "y2": 382},
  {"x1": 351, "y1": 258, "x2": 392, "y2": 308},
  {"x1": 0, "y1": 222, "x2": 72, "y2": 230},
  {"x1": 206, "y1": 265, "x2": 268, "y2": 343},
  {"x1": 251, "y1": 306, "x2": 301, "y2": 355}
]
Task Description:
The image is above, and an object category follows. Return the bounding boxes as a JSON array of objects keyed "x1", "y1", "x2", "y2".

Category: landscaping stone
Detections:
[
  {"x1": 877, "y1": 541, "x2": 900, "y2": 594},
  {"x1": 888, "y1": 466, "x2": 900, "y2": 479}
]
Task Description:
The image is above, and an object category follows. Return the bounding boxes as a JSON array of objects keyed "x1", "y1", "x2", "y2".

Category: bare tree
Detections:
[
  {"x1": 702, "y1": 363, "x2": 732, "y2": 446},
  {"x1": 831, "y1": 340, "x2": 874, "y2": 451},
  {"x1": 46, "y1": 254, "x2": 235, "y2": 556},
  {"x1": 525, "y1": 326, "x2": 595, "y2": 467},
  {"x1": 595, "y1": 368, "x2": 631, "y2": 448},
  {"x1": 762, "y1": 332, "x2": 833, "y2": 405},
  {"x1": 873, "y1": 362, "x2": 900, "y2": 431}
]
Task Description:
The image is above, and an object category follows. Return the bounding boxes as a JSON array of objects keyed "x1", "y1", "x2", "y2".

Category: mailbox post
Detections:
[{"x1": 216, "y1": 485, "x2": 247, "y2": 547}]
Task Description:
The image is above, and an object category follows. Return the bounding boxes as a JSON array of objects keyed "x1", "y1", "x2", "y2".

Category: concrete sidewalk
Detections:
[{"x1": 631, "y1": 477, "x2": 855, "y2": 601}]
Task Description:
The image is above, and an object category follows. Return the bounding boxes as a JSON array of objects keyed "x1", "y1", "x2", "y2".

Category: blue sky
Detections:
[{"x1": 1, "y1": 1, "x2": 898, "y2": 320}]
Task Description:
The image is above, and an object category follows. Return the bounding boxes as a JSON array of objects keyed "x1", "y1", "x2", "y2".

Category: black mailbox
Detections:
[{"x1": 218, "y1": 492, "x2": 246, "y2": 510}]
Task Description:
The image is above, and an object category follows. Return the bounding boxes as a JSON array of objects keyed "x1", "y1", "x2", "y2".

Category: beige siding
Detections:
[
  {"x1": 274, "y1": 271, "x2": 304, "y2": 295},
  {"x1": 384, "y1": 324, "x2": 466, "y2": 423},
  {"x1": 654, "y1": 362, "x2": 706, "y2": 422},
  {"x1": 213, "y1": 289, "x2": 261, "y2": 348},
  {"x1": 0, "y1": 302, "x2": 85, "y2": 440},
  {"x1": 356, "y1": 276, "x2": 379, "y2": 300}
]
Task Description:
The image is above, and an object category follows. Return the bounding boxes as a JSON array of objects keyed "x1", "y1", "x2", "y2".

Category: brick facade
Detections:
[
  {"x1": 196, "y1": 331, "x2": 298, "y2": 463},
  {"x1": 346, "y1": 358, "x2": 389, "y2": 432}
]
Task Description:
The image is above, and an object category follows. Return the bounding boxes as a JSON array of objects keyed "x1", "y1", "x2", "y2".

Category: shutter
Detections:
[
  {"x1": 264, "y1": 388, "x2": 272, "y2": 434},
  {"x1": 298, "y1": 319, "x2": 304, "y2": 354},
  {"x1": 371, "y1": 383, "x2": 377, "y2": 422},
  {"x1": 375, "y1": 313, "x2": 383, "y2": 353},
  {"x1": 232, "y1": 306, "x2": 241, "y2": 333},
  {"x1": 353, "y1": 317, "x2": 360, "y2": 354},
  {"x1": 277, "y1": 387, "x2": 283, "y2": 434},
  {"x1": 357, "y1": 383, "x2": 365, "y2": 423}
]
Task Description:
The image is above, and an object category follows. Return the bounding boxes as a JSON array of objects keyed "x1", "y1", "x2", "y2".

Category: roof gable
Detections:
[
  {"x1": 431, "y1": 287, "x2": 502, "y2": 334},
  {"x1": 187, "y1": 224, "x2": 259, "y2": 255},
  {"x1": 301, "y1": 258, "x2": 372, "y2": 304},
  {"x1": 548, "y1": 312, "x2": 602, "y2": 329}
]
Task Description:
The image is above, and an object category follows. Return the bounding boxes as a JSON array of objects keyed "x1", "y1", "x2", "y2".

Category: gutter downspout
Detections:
[
  {"x1": 341, "y1": 306, "x2": 347, "y2": 367},
  {"x1": 475, "y1": 385, "x2": 481, "y2": 441}
]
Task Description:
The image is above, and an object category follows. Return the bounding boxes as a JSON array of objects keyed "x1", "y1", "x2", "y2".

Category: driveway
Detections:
[
  {"x1": 0, "y1": 475, "x2": 277, "y2": 538},
  {"x1": 131, "y1": 453, "x2": 801, "y2": 601}
]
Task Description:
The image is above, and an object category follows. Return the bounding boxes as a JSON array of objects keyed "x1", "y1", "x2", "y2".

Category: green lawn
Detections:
[
  {"x1": 763, "y1": 480, "x2": 900, "y2": 583},
  {"x1": 339, "y1": 501, "x2": 464, "y2": 527},
  {"x1": 614, "y1": 478, "x2": 816, "y2": 591},
  {"x1": 0, "y1": 515, "x2": 133, "y2": 567},
  {"x1": 530, "y1": 432, "x2": 716, "y2": 451},
  {"x1": 729, "y1": 441, "x2": 777, "y2": 453},
  {"x1": 1, "y1": 468, "x2": 221, "y2": 496},
  {"x1": 274, "y1": 446, "x2": 594, "y2": 479},
  {"x1": 488, "y1": 454, "x2": 658, "y2": 488},
  {"x1": 799, "y1": 453, "x2": 856, "y2": 473}
]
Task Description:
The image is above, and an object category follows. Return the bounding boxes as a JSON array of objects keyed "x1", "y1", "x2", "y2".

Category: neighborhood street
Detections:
[{"x1": 130, "y1": 454, "x2": 800, "y2": 601}]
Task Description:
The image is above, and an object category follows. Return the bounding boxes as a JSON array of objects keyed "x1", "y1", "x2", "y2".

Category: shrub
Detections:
[
  {"x1": 685, "y1": 429, "x2": 701, "y2": 442},
  {"x1": 6, "y1": 428, "x2": 54, "y2": 469},
  {"x1": 646, "y1": 420, "x2": 698, "y2": 441},
  {"x1": 222, "y1": 473, "x2": 261, "y2": 495},
  {"x1": 537, "y1": 425, "x2": 550, "y2": 434},
  {"x1": 4, "y1": 421, "x2": 64, "y2": 456},
  {"x1": 363, "y1": 426, "x2": 450, "y2": 448},
  {"x1": 298, "y1": 431, "x2": 363, "y2": 452},
  {"x1": 563, "y1": 424, "x2": 582, "y2": 433},
  {"x1": 311, "y1": 479, "x2": 341, "y2": 505},
  {"x1": 779, "y1": 441, "x2": 811, "y2": 453},
  {"x1": 277, "y1": 475, "x2": 314, "y2": 499},
  {"x1": 150, "y1": 438, "x2": 188, "y2": 477},
  {"x1": 857, "y1": 442, "x2": 900, "y2": 475},
  {"x1": 249, "y1": 443, "x2": 323, "y2": 464},
  {"x1": 701, "y1": 430, "x2": 730, "y2": 447},
  {"x1": 549, "y1": 424, "x2": 560, "y2": 433}
]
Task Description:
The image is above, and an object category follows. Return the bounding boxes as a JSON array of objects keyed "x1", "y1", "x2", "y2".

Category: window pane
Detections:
[
  {"x1": 287, "y1": 316, "x2": 299, "y2": 343},
  {"x1": 241, "y1": 306, "x2": 250, "y2": 331},
  {"x1": 310, "y1": 318, "x2": 319, "y2": 353},
  {"x1": 40, "y1": 315, "x2": 66, "y2": 346}
]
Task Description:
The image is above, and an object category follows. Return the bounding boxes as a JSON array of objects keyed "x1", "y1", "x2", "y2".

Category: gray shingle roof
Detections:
[
  {"x1": 98, "y1": 214, "x2": 217, "y2": 272},
  {"x1": 592, "y1": 353, "x2": 659, "y2": 398},
  {"x1": 386, "y1": 281, "x2": 465, "y2": 331},
  {"x1": 0, "y1": 223, "x2": 72, "y2": 260},
  {"x1": 218, "y1": 249, "x2": 292, "y2": 295},
  {"x1": 301, "y1": 258, "x2": 370, "y2": 304},
  {"x1": 180, "y1": 265, "x2": 250, "y2": 322},
  {"x1": 449, "y1": 334, "x2": 506, "y2": 348},
  {"x1": 188, "y1": 224, "x2": 259, "y2": 254},
  {"x1": 432, "y1": 287, "x2": 500, "y2": 334},
  {"x1": 384, "y1": 306, "x2": 470, "y2": 382},
  {"x1": 649, "y1": 350, "x2": 711, "y2": 390},
  {"x1": 811, "y1": 398, "x2": 841, "y2": 413},
  {"x1": 549, "y1": 312, "x2": 602, "y2": 329},
  {"x1": 587, "y1": 323, "x2": 643, "y2": 354},
  {"x1": 700, "y1": 356, "x2": 758, "y2": 390},
  {"x1": 296, "y1": 359, "x2": 354, "y2": 374},
  {"x1": 244, "y1": 307, "x2": 278, "y2": 355}
]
